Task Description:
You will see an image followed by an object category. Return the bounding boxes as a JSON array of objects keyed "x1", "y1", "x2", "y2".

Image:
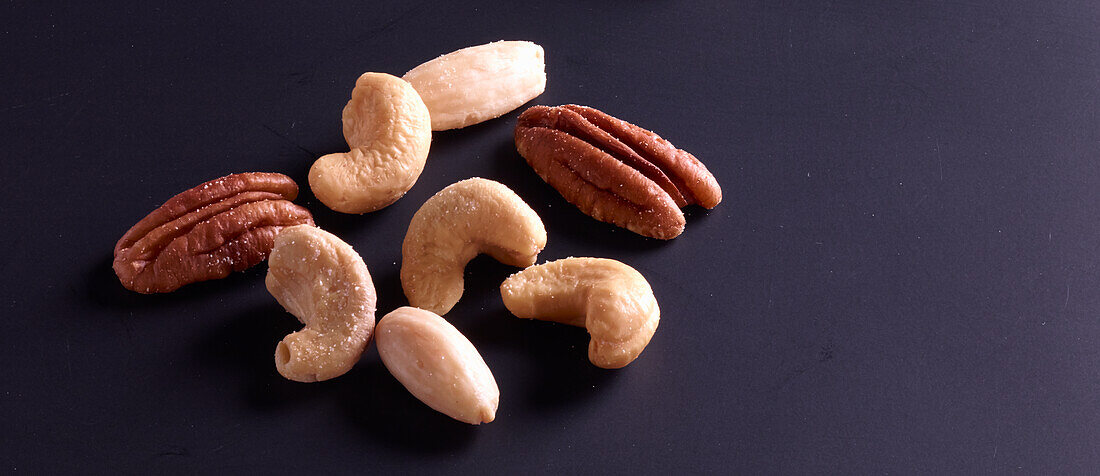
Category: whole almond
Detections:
[
  {"x1": 403, "y1": 40, "x2": 546, "y2": 131},
  {"x1": 375, "y1": 307, "x2": 499, "y2": 424}
]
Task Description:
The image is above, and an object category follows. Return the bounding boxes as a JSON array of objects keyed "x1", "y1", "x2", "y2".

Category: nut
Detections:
[
  {"x1": 500, "y1": 257, "x2": 659, "y2": 369},
  {"x1": 514, "y1": 104, "x2": 722, "y2": 239},
  {"x1": 266, "y1": 225, "x2": 377, "y2": 382},
  {"x1": 113, "y1": 172, "x2": 314, "y2": 294},
  {"x1": 403, "y1": 40, "x2": 546, "y2": 131},
  {"x1": 375, "y1": 306, "x2": 499, "y2": 424},
  {"x1": 401, "y1": 178, "x2": 547, "y2": 315},
  {"x1": 309, "y1": 72, "x2": 432, "y2": 214}
]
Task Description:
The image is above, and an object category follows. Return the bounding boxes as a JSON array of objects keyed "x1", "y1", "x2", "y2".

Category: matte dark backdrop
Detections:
[{"x1": 2, "y1": 1, "x2": 1099, "y2": 473}]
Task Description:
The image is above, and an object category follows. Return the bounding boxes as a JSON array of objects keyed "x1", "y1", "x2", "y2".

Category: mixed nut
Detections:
[
  {"x1": 403, "y1": 40, "x2": 546, "y2": 131},
  {"x1": 401, "y1": 177, "x2": 547, "y2": 316},
  {"x1": 309, "y1": 72, "x2": 433, "y2": 214},
  {"x1": 376, "y1": 307, "x2": 500, "y2": 424},
  {"x1": 516, "y1": 104, "x2": 722, "y2": 239},
  {"x1": 113, "y1": 172, "x2": 314, "y2": 293},
  {"x1": 112, "y1": 40, "x2": 721, "y2": 424},
  {"x1": 501, "y1": 257, "x2": 660, "y2": 369},
  {"x1": 266, "y1": 225, "x2": 377, "y2": 382}
]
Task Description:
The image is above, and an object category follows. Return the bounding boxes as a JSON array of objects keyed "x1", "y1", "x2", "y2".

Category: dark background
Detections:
[{"x1": 2, "y1": 0, "x2": 1099, "y2": 473}]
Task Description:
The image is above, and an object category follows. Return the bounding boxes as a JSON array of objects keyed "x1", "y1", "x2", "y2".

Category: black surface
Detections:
[{"x1": 3, "y1": 1, "x2": 1100, "y2": 473}]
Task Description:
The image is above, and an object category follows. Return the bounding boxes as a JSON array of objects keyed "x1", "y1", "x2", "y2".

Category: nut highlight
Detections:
[
  {"x1": 500, "y1": 257, "x2": 660, "y2": 369},
  {"x1": 376, "y1": 306, "x2": 499, "y2": 424},
  {"x1": 113, "y1": 172, "x2": 314, "y2": 293},
  {"x1": 404, "y1": 40, "x2": 546, "y2": 131},
  {"x1": 515, "y1": 104, "x2": 722, "y2": 239},
  {"x1": 401, "y1": 177, "x2": 547, "y2": 315},
  {"x1": 309, "y1": 72, "x2": 432, "y2": 214},
  {"x1": 265, "y1": 225, "x2": 377, "y2": 382}
]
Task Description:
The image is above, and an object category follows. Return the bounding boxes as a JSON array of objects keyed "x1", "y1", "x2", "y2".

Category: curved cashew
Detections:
[
  {"x1": 376, "y1": 306, "x2": 499, "y2": 424},
  {"x1": 265, "y1": 225, "x2": 377, "y2": 382},
  {"x1": 309, "y1": 72, "x2": 432, "y2": 214},
  {"x1": 401, "y1": 177, "x2": 547, "y2": 315},
  {"x1": 500, "y1": 257, "x2": 659, "y2": 369}
]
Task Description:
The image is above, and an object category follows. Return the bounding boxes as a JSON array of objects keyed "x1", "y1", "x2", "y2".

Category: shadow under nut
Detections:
[
  {"x1": 401, "y1": 177, "x2": 547, "y2": 316},
  {"x1": 309, "y1": 72, "x2": 432, "y2": 214},
  {"x1": 500, "y1": 257, "x2": 660, "y2": 369},
  {"x1": 266, "y1": 225, "x2": 377, "y2": 383},
  {"x1": 112, "y1": 172, "x2": 314, "y2": 294}
]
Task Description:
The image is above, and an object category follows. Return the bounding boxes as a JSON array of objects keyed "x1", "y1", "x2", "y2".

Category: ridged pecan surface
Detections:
[
  {"x1": 515, "y1": 105, "x2": 721, "y2": 239},
  {"x1": 113, "y1": 172, "x2": 314, "y2": 293}
]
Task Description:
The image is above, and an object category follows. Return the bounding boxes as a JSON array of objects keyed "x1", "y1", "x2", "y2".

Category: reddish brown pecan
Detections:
[
  {"x1": 514, "y1": 105, "x2": 721, "y2": 239},
  {"x1": 113, "y1": 172, "x2": 315, "y2": 293}
]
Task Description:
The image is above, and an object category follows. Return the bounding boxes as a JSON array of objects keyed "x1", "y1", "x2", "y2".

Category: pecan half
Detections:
[
  {"x1": 514, "y1": 105, "x2": 721, "y2": 239},
  {"x1": 113, "y1": 172, "x2": 315, "y2": 293}
]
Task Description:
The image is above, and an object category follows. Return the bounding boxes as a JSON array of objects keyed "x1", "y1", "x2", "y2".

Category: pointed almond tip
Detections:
[{"x1": 479, "y1": 407, "x2": 496, "y2": 424}]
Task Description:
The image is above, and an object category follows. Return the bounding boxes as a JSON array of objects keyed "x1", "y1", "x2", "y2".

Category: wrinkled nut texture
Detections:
[
  {"x1": 113, "y1": 172, "x2": 314, "y2": 293},
  {"x1": 266, "y1": 225, "x2": 377, "y2": 382},
  {"x1": 515, "y1": 104, "x2": 722, "y2": 239},
  {"x1": 404, "y1": 40, "x2": 546, "y2": 131},
  {"x1": 401, "y1": 178, "x2": 547, "y2": 315},
  {"x1": 309, "y1": 72, "x2": 432, "y2": 214},
  {"x1": 376, "y1": 306, "x2": 499, "y2": 424},
  {"x1": 501, "y1": 257, "x2": 660, "y2": 369}
]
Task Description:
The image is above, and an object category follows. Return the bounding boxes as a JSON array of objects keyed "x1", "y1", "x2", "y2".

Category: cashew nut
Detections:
[
  {"x1": 309, "y1": 72, "x2": 432, "y2": 214},
  {"x1": 265, "y1": 225, "x2": 377, "y2": 382},
  {"x1": 401, "y1": 177, "x2": 547, "y2": 315},
  {"x1": 376, "y1": 306, "x2": 499, "y2": 424},
  {"x1": 500, "y1": 257, "x2": 659, "y2": 369}
]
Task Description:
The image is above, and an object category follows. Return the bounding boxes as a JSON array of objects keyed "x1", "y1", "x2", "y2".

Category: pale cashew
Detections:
[
  {"x1": 265, "y1": 225, "x2": 377, "y2": 382},
  {"x1": 500, "y1": 257, "x2": 659, "y2": 369},
  {"x1": 401, "y1": 177, "x2": 547, "y2": 315},
  {"x1": 309, "y1": 72, "x2": 432, "y2": 214},
  {"x1": 376, "y1": 306, "x2": 499, "y2": 424}
]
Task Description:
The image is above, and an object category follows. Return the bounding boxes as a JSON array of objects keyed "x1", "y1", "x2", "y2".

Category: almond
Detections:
[
  {"x1": 375, "y1": 307, "x2": 499, "y2": 424},
  {"x1": 403, "y1": 40, "x2": 546, "y2": 131}
]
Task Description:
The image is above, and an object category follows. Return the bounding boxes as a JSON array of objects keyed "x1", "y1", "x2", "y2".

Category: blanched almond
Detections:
[
  {"x1": 375, "y1": 307, "x2": 499, "y2": 424},
  {"x1": 403, "y1": 40, "x2": 546, "y2": 131}
]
